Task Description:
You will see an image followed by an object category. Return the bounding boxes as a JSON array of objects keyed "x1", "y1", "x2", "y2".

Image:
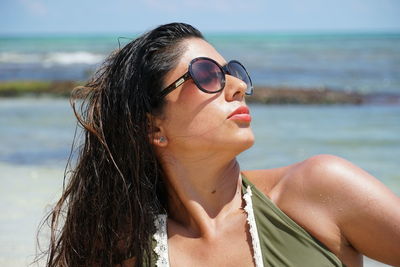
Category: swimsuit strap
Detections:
[
  {"x1": 243, "y1": 185, "x2": 265, "y2": 267},
  {"x1": 153, "y1": 214, "x2": 170, "y2": 267}
]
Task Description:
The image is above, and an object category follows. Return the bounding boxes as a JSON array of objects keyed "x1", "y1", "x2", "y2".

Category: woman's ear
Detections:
[{"x1": 147, "y1": 113, "x2": 168, "y2": 147}]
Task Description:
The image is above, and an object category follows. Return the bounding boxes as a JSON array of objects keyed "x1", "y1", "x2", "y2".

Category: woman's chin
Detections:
[{"x1": 231, "y1": 130, "x2": 255, "y2": 153}]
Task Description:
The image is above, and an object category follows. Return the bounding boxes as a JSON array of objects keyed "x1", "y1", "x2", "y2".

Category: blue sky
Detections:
[{"x1": 1, "y1": 0, "x2": 399, "y2": 34}]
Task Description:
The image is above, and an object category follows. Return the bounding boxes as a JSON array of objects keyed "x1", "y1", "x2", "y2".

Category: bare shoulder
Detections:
[
  {"x1": 294, "y1": 154, "x2": 400, "y2": 265},
  {"x1": 286, "y1": 154, "x2": 395, "y2": 196},
  {"x1": 287, "y1": 154, "x2": 399, "y2": 208},
  {"x1": 245, "y1": 154, "x2": 400, "y2": 266}
]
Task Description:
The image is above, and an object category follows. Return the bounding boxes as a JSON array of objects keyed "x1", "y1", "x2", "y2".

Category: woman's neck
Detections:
[{"x1": 161, "y1": 156, "x2": 244, "y2": 239}]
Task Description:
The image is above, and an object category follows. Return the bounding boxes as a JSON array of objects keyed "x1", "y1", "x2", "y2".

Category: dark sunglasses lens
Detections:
[
  {"x1": 191, "y1": 59, "x2": 224, "y2": 92},
  {"x1": 228, "y1": 61, "x2": 253, "y2": 95}
]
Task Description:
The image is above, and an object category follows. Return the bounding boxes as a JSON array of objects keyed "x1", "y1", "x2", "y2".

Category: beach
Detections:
[{"x1": 0, "y1": 33, "x2": 399, "y2": 266}]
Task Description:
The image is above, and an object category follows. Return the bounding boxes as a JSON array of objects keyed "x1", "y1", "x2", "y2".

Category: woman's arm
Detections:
[{"x1": 300, "y1": 154, "x2": 400, "y2": 266}]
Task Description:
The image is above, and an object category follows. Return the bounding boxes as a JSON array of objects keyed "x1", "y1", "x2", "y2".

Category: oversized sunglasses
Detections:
[{"x1": 157, "y1": 57, "x2": 253, "y2": 99}]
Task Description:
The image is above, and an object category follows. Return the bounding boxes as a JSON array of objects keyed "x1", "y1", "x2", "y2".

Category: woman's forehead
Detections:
[
  {"x1": 162, "y1": 38, "x2": 226, "y2": 87},
  {"x1": 179, "y1": 38, "x2": 226, "y2": 66}
]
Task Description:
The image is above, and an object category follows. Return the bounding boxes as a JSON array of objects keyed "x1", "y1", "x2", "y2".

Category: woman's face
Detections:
[{"x1": 157, "y1": 38, "x2": 254, "y2": 159}]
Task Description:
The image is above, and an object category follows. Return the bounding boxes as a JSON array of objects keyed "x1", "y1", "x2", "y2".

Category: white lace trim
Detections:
[
  {"x1": 153, "y1": 214, "x2": 170, "y2": 267},
  {"x1": 153, "y1": 185, "x2": 264, "y2": 267},
  {"x1": 243, "y1": 185, "x2": 265, "y2": 267}
]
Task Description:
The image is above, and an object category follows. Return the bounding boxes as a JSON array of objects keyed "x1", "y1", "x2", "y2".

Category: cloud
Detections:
[{"x1": 18, "y1": 0, "x2": 48, "y2": 16}]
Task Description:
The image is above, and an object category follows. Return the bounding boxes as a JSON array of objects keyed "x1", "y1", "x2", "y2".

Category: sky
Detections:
[{"x1": 0, "y1": 0, "x2": 399, "y2": 35}]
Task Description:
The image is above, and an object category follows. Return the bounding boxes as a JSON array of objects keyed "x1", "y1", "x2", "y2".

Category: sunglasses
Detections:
[{"x1": 157, "y1": 57, "x2": 253, "y2": 99}]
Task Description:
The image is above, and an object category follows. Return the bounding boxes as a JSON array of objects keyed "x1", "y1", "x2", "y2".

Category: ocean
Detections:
[
  {"x1": 1, "y1": 33, "x2": 400, "y2": 93},
  {"x1": 0, "y1": 33, "x2": 399, "y2": 266}
]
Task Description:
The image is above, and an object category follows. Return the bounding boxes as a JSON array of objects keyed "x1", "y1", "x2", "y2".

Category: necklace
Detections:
[{"x1": 152, "y1": 185, "x2": 264, "y2": 267}]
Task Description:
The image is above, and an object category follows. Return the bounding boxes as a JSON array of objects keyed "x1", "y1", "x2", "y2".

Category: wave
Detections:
[{"x1": 0, "y1": 51, "x2": 105, "y2": 65}]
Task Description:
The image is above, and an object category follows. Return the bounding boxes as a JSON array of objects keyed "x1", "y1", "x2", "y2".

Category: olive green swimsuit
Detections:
[
  {"x1": 241, "y1": 175, "x2": 345, "y2": 266},
  {"x1": 149, "y1": 175, "x2": 345, "y2": 267}
]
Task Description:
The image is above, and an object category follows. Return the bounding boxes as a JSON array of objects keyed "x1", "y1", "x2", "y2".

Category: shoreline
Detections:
[{"x1": 0, "y1": 80, "x2": 399, "y2": 105}]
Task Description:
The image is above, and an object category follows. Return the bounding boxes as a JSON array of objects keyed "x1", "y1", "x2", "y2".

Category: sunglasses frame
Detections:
[{"x1": 157, "y1": 57, "x2": 253, "y2": 99}]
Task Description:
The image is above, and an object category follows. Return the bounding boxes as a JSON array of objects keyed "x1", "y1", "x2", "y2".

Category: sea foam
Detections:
[{"x1": 0, "y1": 52, "x2": 105, "y2": 65}]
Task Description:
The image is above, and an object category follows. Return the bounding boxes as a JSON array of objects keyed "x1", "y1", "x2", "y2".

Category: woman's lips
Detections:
[{"x1": 227, "y1": 106, "x2": 252, "y2": 122}]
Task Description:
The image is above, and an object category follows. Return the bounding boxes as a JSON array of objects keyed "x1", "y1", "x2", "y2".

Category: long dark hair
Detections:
[{"x1": 38, "y1": 23, "x2": 203, "y2": 266}]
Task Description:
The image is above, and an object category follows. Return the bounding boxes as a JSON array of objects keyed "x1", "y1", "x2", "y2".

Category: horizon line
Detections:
[{"x1": 1, "y1": 28, "x2": 400, "y2": 37}]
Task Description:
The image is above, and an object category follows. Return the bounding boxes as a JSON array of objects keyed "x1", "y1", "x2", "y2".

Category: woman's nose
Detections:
[{"x1": 224, "y1": 75, "x2": 247, "y2": 101}]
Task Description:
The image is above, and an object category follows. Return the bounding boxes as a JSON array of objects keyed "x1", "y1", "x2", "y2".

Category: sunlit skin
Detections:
[{"x1": 122, "y1": 38, "x2": 400, "y2": 267}]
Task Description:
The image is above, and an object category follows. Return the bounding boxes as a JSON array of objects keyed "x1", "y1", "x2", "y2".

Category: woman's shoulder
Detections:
[
  {"x1": 242, "y1": 154, "x2": 345, "y2": 197},
  {"x1": 276, "y1": 153, "x2": 398, "y2": 208},
  {"x1": 243, "y1": 154, "x2": 387, "y2": 201},
  {"x1": 244, "y1": 154, "x2": 400, "y2": 266},
  {"x1": 243, "y1": 153, "x2": 400, "y2": 218}
]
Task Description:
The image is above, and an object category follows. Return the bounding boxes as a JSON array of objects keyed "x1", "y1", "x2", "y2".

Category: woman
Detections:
[{"x1": 43, "y1": 23, "x2": 400, "y2": 266}]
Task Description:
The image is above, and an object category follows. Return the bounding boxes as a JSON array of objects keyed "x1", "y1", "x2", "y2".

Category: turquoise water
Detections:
[{"x1": 1, "y1": 33, "x2": 400, "y2": 93}]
